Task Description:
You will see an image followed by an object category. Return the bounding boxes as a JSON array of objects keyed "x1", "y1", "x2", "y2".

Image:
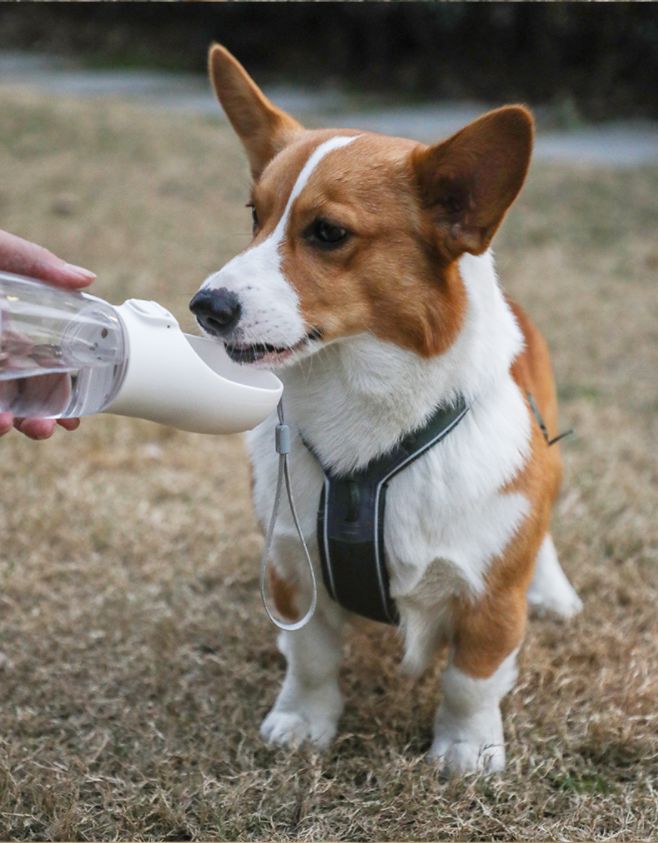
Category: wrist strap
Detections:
[{"x1": 259, "y1": 399, "x2": 318, "y2": 632}]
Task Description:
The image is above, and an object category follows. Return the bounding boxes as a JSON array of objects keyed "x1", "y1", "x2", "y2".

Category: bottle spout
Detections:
[{"x1": 104, "y1": 299, "x2": 283, "y2": 434}]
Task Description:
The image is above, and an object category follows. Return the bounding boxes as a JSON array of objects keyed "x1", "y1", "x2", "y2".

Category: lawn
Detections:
[{"x1": 0, "y1": 88, "x2": 657, "y2": 841}]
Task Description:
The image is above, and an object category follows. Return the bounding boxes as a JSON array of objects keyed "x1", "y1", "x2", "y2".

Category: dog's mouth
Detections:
[{"x1": 225, "y1": 328, "x2": 322, "y2": 365}]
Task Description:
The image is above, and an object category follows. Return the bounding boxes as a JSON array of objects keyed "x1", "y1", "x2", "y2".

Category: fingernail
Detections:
[{"x1": 64, "y1": 263, "x2": 96, "y2": 280}]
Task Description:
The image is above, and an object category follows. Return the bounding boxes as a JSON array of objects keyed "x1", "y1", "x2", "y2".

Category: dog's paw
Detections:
[
  {"x1": 428, "y1": 733, "x2": 505, "y2": 775},
  {"x1": 430, "y1": 703, "x2": 505, "y2": 775},
  {"x1": 528, "y1": 536, "x2": 583, "y2": 621},
  {"x1": 261, "y1": 676, "x2": 343, "y2": 751},
  {"x1": 528, "y1": 583, "x2": 583, "y2": 620},
  {"x1": 260, "y1": 708, "x2": 337, "y2": 750}
]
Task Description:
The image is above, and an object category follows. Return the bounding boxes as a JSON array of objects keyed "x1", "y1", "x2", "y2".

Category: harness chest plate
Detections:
[{"x1": 306, "y1": 398, "x2": 469, "y2": 625}]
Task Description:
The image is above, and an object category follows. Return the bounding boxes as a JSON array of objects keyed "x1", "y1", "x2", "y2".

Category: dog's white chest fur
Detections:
[{"x1": 247, "y1": 252, "x2": 531, "y2": 672}]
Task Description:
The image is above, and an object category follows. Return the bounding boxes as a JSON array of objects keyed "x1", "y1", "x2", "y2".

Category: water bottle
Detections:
[{"x1": 0, "y1": 272, "x2": 282, "y2": 434}]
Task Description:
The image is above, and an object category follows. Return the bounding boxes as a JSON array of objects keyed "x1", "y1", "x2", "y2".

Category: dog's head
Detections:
[{"x1": 190, "y1": 45, "x2": 533, "y2": 367}]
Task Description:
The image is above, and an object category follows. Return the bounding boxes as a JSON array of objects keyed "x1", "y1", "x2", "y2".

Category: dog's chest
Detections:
[{"x1": 247, "y1": 368, "x2": 530, "y2": 605}]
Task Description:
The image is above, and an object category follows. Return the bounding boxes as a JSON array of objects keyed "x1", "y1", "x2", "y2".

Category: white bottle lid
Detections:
[{"x1": 104, "y1": 299, "x2": 282, "y2": 434}]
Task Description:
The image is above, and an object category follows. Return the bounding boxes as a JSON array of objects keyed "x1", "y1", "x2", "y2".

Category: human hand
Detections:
[
  {"x1": 0, "y1": 412, "x2": 80, "y2": 439},
  {"x1": 0, "y1": 229, "x2": 95, "y2": 439},
  {"x1": 0, "y1": 229, "x2": 96, "y2": 288}
]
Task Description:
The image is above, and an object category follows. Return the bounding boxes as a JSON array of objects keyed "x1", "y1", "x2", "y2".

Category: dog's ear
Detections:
[
  {"x1": 208, "y1": 44, "x2": 303, "y2": 180},
  {"x1": 411, "y1": 106, "x2": 533, "y2": 258}
]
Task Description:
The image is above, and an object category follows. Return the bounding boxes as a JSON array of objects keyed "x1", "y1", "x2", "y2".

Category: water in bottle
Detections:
[{"x1": 0, "y1": 272, "x2": 127, "y2": 418}]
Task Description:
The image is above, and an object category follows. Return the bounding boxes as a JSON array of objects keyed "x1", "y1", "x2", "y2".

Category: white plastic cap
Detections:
[{"x1": 104, "y1": 299, "x2": 282, "y2": 434}]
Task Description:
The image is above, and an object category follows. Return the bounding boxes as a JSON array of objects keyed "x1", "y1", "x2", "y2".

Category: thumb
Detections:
[{"x1": 0, "y1": 229, "x2": 95, "y2": 288}]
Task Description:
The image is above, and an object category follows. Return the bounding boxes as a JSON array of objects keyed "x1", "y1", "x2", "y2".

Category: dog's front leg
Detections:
[
  {"x1": 260, "y1": 605, "x2": 344, "y2": 750},
  {"x1": 429, "y1": 589, "x2": 526, "y2": 775}
]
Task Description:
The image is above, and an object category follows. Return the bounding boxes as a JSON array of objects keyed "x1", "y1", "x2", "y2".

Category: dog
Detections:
[{"x1": 190, "y1": 45, "x2": 583, "y2": 774}]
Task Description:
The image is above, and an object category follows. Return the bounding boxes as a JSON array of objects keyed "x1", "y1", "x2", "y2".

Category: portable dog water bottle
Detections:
[{"x1": 0, "y1": 272, "x2": 282, "y2": 434}]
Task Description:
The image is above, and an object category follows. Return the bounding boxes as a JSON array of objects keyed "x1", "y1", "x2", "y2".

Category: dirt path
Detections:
[{"x1": 1, "y1": 51, "x2": 657, "y2": 167}]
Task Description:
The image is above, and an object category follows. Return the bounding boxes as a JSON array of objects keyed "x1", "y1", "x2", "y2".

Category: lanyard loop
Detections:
[{"x1": 259, "y1": 400, "x2": 318, "y2": 632}]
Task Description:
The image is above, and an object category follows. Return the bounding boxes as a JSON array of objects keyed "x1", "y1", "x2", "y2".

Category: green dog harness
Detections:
[{"x1": 304, "y1": 397, "x2": 469, "y2": 625}]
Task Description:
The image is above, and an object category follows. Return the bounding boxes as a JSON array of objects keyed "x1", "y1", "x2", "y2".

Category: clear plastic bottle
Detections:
[
  {"x1": 0, "y1": 272, "x2": 282, "y2": 434},
  {"x1": 0, "y1": 272, "x2": 127, "y2": 418}
]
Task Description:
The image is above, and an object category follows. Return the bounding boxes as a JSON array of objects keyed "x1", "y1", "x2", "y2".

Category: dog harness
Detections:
[
  {"x1": 260, "y1": 392, "x2": 570, "y2": 632},
  {"x1": 304, "y1": 397, "x2": 469, "y2": 625}
]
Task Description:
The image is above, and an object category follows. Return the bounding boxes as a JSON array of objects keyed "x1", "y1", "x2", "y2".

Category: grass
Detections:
[{"x1": 0, "y1": 88, "x2": 657, "y2": 841}]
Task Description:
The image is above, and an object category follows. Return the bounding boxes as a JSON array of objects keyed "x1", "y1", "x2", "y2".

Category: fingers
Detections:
[
  {"x1": 0, "y1": 229, "x2": 96, "y2": 289},
  {"x1": 1, "y1": 411, "x2": 81, "y2": 440},
  {"x1": 0, "y1": 412, "x2": 14, "y2": 436},
  {"x1": 56, "y1": 418, "x2": 80, "y2": 431},
  {"x1": 13, "y1": 418, "x2": 57, "y2": 440}
]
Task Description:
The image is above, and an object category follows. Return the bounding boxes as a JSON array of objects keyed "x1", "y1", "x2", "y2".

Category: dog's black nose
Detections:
[{"x1": 189, "y1": 288, "x2": 242, "y2": 337}]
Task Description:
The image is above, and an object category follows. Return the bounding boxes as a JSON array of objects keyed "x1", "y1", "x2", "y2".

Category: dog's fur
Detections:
[{"x1": 193, "y1": 45, "x2": 582, "y2": 774}]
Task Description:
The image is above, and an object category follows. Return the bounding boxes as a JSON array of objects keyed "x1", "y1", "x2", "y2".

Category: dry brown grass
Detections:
[{"x1": 0, "y1": 89, "x2": 657, "y2": 841}]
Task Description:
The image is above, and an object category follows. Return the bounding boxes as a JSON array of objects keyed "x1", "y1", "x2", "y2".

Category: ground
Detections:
[{"x1": 0, "y1": 90, "x2": 657, "y2": 841}]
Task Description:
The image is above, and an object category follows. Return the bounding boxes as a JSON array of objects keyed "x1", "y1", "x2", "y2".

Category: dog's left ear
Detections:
[
  {"x1": 208, "y1": 44, "x2": 304, "y2": 179},
  {"x1": 411, "y1": 106, "x2": 534, "y2": 258}
]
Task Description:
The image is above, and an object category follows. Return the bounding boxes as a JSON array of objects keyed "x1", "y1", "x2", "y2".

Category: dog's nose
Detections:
[{"x1": 189, "y1": 287, "x2": 242, "y2": 337}]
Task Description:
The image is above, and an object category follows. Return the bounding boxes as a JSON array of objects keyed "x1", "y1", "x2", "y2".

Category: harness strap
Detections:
[
  {"x1": 306, "y1": 397, "x2": 469, "y2": 624},
  {"x1": 527, "y1": 391, "x2": 574, "y2": 447}
]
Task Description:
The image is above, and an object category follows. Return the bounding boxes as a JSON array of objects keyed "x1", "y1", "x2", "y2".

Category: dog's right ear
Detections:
[{"x1": 208, "y1": 44, "x2": 303, "y2": 180}]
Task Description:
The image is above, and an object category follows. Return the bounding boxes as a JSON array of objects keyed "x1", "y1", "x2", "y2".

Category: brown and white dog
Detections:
[{"x1": 191, "y1": 45, "x2": 583, "y2": 774}]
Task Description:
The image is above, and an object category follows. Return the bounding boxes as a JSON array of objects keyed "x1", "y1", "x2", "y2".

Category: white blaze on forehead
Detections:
[
  {"x1": 269, "y1": 134, "x2": 360, "y2": 243},
  {"x1": 200, "y1": 134, "x2": 360, "y2": 348}
]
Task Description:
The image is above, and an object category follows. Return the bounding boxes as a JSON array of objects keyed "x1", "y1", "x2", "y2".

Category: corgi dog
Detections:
[{"x1": 190, "y1": 45, "x2": 583, "y2": 774}]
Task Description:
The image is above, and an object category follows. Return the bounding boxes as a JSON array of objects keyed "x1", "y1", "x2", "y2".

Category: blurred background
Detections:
[
  {"x1": 1, "y1": 2, "x2": 657, "y2": 122},
  {"x1": 1, "y1": 3, "x2": 657, "y2": 169}
]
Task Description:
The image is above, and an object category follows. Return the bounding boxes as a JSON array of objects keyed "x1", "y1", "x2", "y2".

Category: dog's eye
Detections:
[{"x1": 308, "y1": 219, "x2": 349, "y2": 249}]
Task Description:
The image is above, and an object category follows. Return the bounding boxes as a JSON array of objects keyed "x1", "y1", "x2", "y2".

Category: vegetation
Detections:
[
  {"x1": 0, "y1": 87, "x2": 657, "y2": 840},
  {"x1": 0, "y1": 4, "x2": 657, "y2": 119}
]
